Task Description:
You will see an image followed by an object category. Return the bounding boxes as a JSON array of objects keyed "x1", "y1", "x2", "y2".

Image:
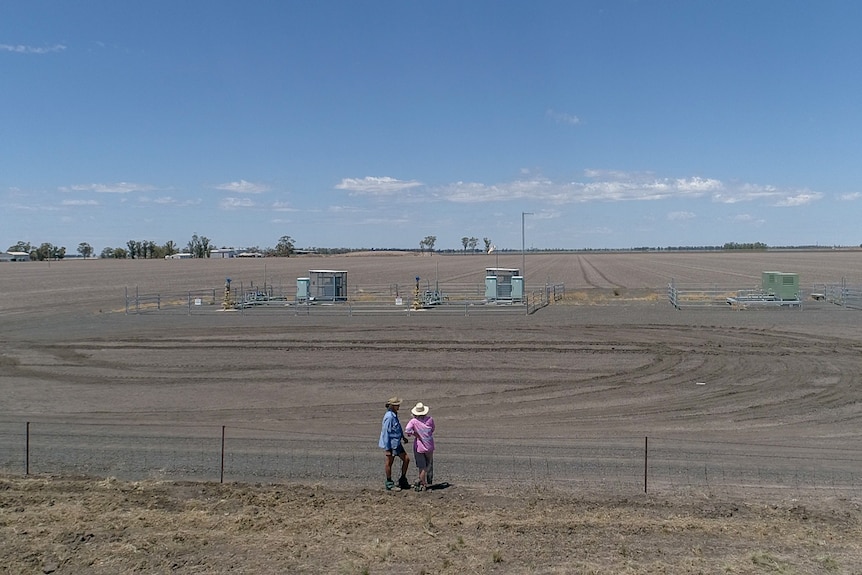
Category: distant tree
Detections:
[
  {"x1": 30, "y1": 243, "x2": 65, "y2": 260},
  {"x1": 483, "y1": 237, "x2": 492, "y2": 253},
  {"x1": 468, "y1": 237, "x2": 478, "y2": 252},
  {"x1": 8, "y1": 241, "x2": 32, "y2": 254},
  {"x1": 723, "y1": 242, "x2": 767, "y2": 250},
  {"x1": 420, "y1": 235, "x2": 437, "y2": 254},
  {"x1": 100, "y1": 247, "x2": 115, "y2": 259},
  {"x1": 187, "y1": 233, "x2": 212, "y2": 258},
  {"x1": 149, "y1": 243, "x2": 165, "y2": 259},
  {"x1": 187, "y1": 234, "x2": 198, "y2": 257},
  {"x1": 275, "y1": 235, "x2": 295, "y2": 257},
  {"x1": 162, "y1": 240, "x2": 177, "y2": 257},
  {"x1": 33, "y1": 243, "x2": 54, "y2": 261},
  {"x1": 77, "y1": 242, "x2": 94, "y2": 258},
  {"x1": 112, "y1": 247, "x2": 128, "y2": 259},
  {"x1": 461, "y1": 237, "x2": 469, "y2": 253}
]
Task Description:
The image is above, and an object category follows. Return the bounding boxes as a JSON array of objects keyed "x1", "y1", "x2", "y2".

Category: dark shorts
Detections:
[
  {"x1": 414, "y1": 451, "x2": 432, "y2": 469},
  {"x1": 387, "y1": 443, "x2": 406, "y2": 457}
]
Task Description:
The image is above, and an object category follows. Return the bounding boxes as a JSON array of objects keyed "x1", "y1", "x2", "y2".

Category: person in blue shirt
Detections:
[{"x1": 379, "y1": 396, "x2": 411, "y2": 490}]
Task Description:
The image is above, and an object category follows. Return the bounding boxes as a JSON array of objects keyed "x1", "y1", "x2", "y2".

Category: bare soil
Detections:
[{"x1": 2, "y1": 252, "x2": 862, "y2": 574}]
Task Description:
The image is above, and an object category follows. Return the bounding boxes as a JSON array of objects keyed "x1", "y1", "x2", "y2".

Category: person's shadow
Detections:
[{"x1": 425, "y1": 482, "x2": 451, "y2": 491}]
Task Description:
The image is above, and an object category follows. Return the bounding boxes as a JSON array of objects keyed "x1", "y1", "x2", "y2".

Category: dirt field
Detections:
[{"x1": 2, "y1": 252, "x2": 862, "y2": 573}]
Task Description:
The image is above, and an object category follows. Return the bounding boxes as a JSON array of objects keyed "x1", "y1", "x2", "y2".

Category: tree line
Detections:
[
  {"x1": 6, "y1": 235, "x2": 296, "y2": 260},
  {"x1": 419, "y1": 236, "x2": 492, "y2": 254}
]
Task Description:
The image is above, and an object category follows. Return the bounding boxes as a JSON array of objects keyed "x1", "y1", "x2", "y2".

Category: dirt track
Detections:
[{"x1": 2, "y1": 252, "x2": 862, "y2": 573}]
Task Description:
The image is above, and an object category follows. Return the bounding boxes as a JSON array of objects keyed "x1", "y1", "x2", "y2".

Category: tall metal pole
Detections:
[{"x1": 522, "y1": 212, "x2": 533, "y2": 284}]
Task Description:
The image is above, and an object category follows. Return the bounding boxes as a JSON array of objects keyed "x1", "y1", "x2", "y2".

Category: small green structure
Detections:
[{"x1": 762, "y1": 271, "x2": 799, "y2": 301}]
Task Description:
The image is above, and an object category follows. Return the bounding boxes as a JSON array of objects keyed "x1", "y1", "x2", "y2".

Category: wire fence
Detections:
[
  {"x1": 667, "y1": 277, "x2": 862, "y2": 312},
  {"x1": 1, "y1": 420, "x2": 859, "y2": 495},
  {"x1": 812, "y1": 279, "x2": 862, "y2": 310},
  {"x1": 124, "y1": 282, "x2": 543, "y2": 317},
  {"x1": 667, "y1": 279, "x2": 806, "y2": 310}
]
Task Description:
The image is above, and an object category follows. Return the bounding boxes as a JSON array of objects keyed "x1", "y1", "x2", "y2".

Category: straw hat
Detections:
[
  {"x1": 411, "y1": 402, "x2": 430, "y2": 416},
  {"x1": 386, "y1": 396, "x2": 402, "y2": 407}
]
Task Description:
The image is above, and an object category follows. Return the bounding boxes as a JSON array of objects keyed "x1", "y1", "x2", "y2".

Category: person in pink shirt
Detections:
[{"x1": 404, "y1": 402, "x2": 435, "y2": 491}]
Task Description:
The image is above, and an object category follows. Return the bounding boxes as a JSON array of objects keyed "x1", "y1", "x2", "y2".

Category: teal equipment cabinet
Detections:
[
  {"x1": 762, "y1": 271, "x2": 799, "y2": 301},
  {"x1": 511, "y1": 276, "x2": 524, "y2": 302},
  {"x1": 485, "y1": 275, "x2": 498, "y2": 300},
  {"x1": 296, "y1": 277, "x2": 310, "y2": 302}
]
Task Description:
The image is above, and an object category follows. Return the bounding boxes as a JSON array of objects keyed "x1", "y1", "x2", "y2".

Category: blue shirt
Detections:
[{"x1": 378, "y1": 409, "x2": 403, "y2": 450}]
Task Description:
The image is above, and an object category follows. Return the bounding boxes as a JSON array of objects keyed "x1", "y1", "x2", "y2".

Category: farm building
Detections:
[
  {"x1": 307, "y1": 270, "x2": 348, "y2": 301},
  {"x1": 485, "y1": 268, "x2": 524, "y2": 302},
  {"x1": 1, "y1": 251, "x2": 31, "y2": 262},
  {"x1": 210, "y1": 248, "x2": 236, "y2": 259},
  {"x1": 165, "y1": 253, "x2": 193, "y2": 259}
]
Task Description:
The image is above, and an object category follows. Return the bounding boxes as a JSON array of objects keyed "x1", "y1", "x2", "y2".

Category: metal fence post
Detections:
[
  {"x1": 644, "y1": 436, "x2": 648, "y2": 493},
  {"x1": 25, "y1": 421, "x2": 30, "y2": 475},
  {"x1": 220, "y1": 425, "x2": 226, "y2": 484}
]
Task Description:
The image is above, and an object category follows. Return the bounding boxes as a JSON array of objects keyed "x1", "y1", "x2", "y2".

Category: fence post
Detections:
[
  {"x1": 644, "y1": 436, "x2": 648, "y2": 493},
  {"x1": 25, "y1": 421, "x2": 30, "y2": 475},
  {"x1": 220, "y1": 425, "x2": 226, "y2": 484}
]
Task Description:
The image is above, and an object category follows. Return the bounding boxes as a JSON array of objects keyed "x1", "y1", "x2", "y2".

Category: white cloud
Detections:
[
  {"x1": 141, "y1": 196, "x2": 201, "y2": 206},
  {"x1": 546, "y1": 109, "x2": 580, "y2": 125},
  {"x1": 840, "y1": 192, "x2": 862, "y2": 201},
  {"x1": 61, "y1": 199, "x2": 98, "y2": 206},
  {"x1": 582, "y1": 226, "x2": 614, "y2": 236},
  {"x1": 431, "y1": 170, "x2": 822, "y2": 206},
  {"x1": 775, "y1": 191, "x2": 822, "y2": 207},
  {"x1": 667, "y1": 211, "x2": 696, "y2": 221},
  {"x1": 220, "y1": 197, "x2": 255, "y2": 209},
  {"x1": 439, "y1": 175, "x2": 707, "y2": 204},
  {"x1": 335, "y1": 176, "x2": 422, "y2": 195},
  {"x1": 712, "y1": 183, "x2": 780, "y2": 204},
  {"x1": 215, "y1": 179, "x2": 270, "y2": 194},
  {"x1": 0, "y1": 43, "x2": 66, "y2": 54},
  {"x1": 63, "y1": 182, "x2": 154, "y2": 194},
  {"x1": 730, "y1": 213, "x2": 766, "y2": 226},
  {"x1": 358, "y1": 216, "x2": 410, "y2": 225},
  {"x1": 272, "y1": 201, "x2": 297, "y2": 211},
  {"x1": 328, "y1": 205, "x2": 369, "y2": 213},
  {"x1": 675, "y1": 177, "x2": 722, "y2": 193}
]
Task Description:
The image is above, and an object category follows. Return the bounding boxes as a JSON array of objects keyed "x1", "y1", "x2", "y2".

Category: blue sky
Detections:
[{"x1": 3, "y1": 1, "x2": 862, "y2": 252}]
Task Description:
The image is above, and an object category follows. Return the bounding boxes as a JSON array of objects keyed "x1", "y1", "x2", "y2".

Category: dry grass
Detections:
[{"x1": 2, "y1": 475, "x2": 861, "y2": 574}]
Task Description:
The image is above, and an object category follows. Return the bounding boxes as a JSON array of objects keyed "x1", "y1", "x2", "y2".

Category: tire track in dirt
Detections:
[
  {"x1": 7, "y1": 322, "x2": 862, "y2": 441},
  {"x1": 577, "y1": 255, "x2": 624, "y2": 289}
]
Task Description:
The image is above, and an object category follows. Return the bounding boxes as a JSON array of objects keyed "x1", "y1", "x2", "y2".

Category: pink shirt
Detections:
[{"x1": 405, "y1": 415, "x2": 435, "y2": 453}]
